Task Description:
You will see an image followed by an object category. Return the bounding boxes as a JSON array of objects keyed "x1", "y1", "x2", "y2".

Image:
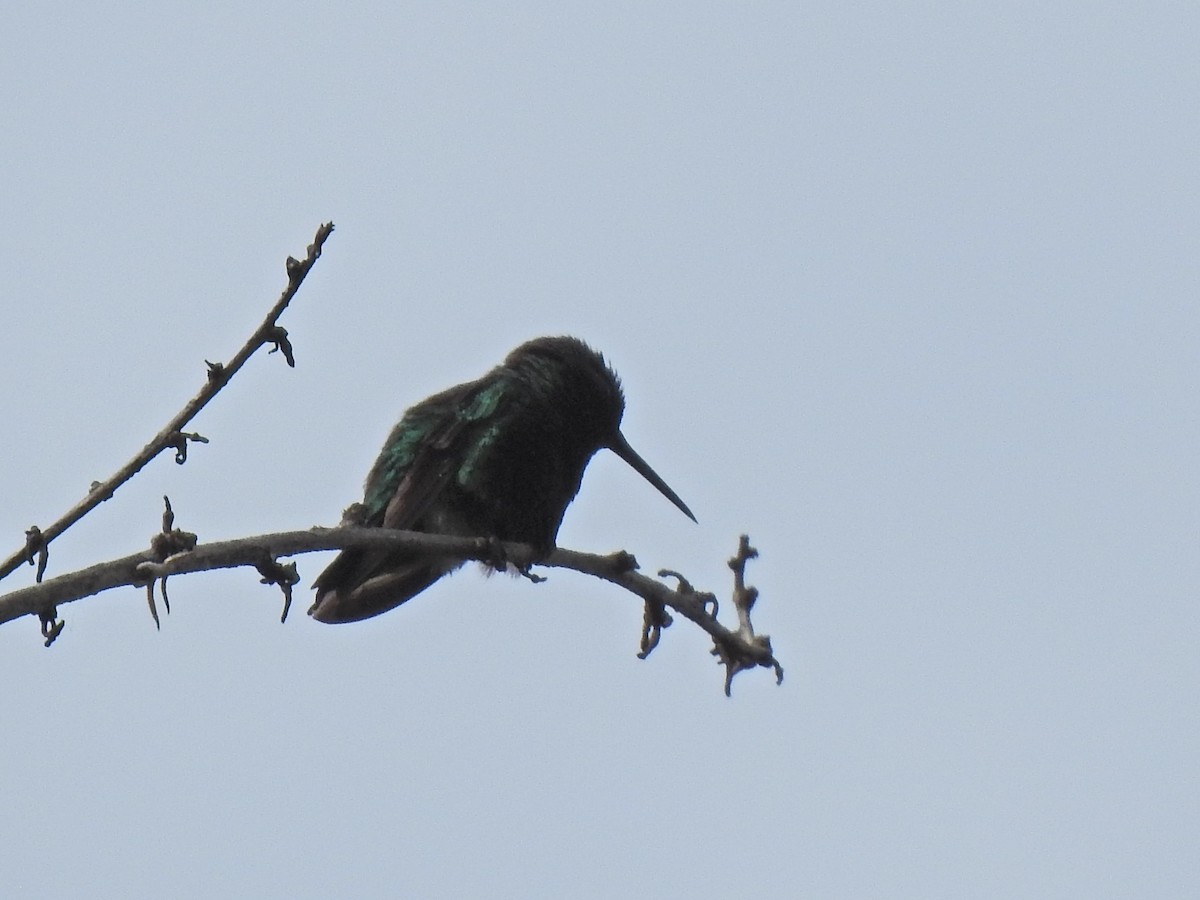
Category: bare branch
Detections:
[
  {"x1": 1, "y1": 224, "x2": 775, "y2": 695},
  {"x1": 554, "y1": 539, "x2": 782, "y2": 694},
  {"x1": 712, "y1": 536, "x2": 782, "y2": 695},
  {"x1": 0, "y1": 527, "x2": 782, "y2": 694},
  {"x1": 0, "y1": 222, "x2": 335, "y2": 586}
]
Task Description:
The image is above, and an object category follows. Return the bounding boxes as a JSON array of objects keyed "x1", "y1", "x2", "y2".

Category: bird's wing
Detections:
[
  {"x1": 309, "y1": 374, "x2": 515, "y2": 623},
  {"x1": 364, "y1": 375, "x2": 512, "y2": 530}
]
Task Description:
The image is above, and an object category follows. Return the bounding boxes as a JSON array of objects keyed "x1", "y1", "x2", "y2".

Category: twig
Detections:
[
  {"x1": 710, "y1": 535, "x2": 782, "y2": 695},
  {"x1": 0, "y1": 222, "x2": 334, "y2": 586},
  {"x1": 556, "y1": 537, "x2": 782, "y2": 695},
  {"x1": 0, "y1": 527, "x2": 782, "y2": 694}
]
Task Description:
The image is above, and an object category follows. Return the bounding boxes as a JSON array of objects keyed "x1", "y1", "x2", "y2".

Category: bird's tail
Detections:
[{"x1": 308, "y1": 548, "x2": 457, "y2": 623}]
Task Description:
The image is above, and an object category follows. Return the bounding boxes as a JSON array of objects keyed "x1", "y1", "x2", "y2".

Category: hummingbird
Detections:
[{"x1": 308, "y1": 335, "x2": 695, "y2": 623}]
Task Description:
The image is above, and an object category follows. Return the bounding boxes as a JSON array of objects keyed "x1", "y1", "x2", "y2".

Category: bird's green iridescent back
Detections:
[{"x1": 362, "y1": 376, "x2": 511, "y2": 523}]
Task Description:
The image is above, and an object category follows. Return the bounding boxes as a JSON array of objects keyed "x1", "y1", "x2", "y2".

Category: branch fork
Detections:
[{"x1": 0, "y1": 222, "x2": 334, "y2": 587}]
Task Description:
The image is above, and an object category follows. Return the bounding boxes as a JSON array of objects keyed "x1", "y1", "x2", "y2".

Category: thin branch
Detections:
[
  {"x1": 0, "y1": 527, "x2": 782, "y2": 694},
  {"x1": 0, "y1": 222, "x2": 335, "y2": 586},
  {"x1": 554, "y1": 539, "x2": 783, "y2": 694}
]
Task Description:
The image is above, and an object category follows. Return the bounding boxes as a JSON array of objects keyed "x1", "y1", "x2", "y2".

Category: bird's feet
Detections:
[{"x1": 475, "y1": 536, "x2": 547, "y2": 584}]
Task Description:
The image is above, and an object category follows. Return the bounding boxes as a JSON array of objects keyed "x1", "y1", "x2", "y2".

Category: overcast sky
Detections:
[{"x1": 2, "y1": 4, "x2": 1197, "y2": 897}]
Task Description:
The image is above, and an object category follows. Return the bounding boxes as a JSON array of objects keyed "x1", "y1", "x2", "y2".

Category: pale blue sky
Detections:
[{"x1": 2, "y1": 4, "x2": 1197, "y2": 897}]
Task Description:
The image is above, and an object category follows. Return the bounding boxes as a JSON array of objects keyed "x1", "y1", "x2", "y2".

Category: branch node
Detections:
[
  {"x1": 711, "y1": 632, "x2": 782, "y2": 696},
  {"x1": 24, "y1": 526, "x2": 49, "y2": 582},
  {"x1": 38, "y1": 606, "x2": 64, "y2": 647},
  {"x1": 205, "y1": 360, "x2": 225, "y2": 381},
  {"x1": 658, "y1": 568, "x2": 694, "y2": 593},
  {"x1": 607, "y1": 550, "x2": 639, "y2": 573},
  {"x1": 636, "y1": 599, "x2": 673, "y2": 659},
  {"x1": 285, "y1": 222, "x2": 333, "y2": 286},
  {"x1": 23, "y1": 526, "x2": 42, "y2": 564},
  {"x1": 728, "y1": 534, "x2": 760, "y2": 617},
  {"x1": 657, "y1": 568, "x2": 718, "y2": 616},
  {"x1": 306, "y1": 223, "x2": 334, "y2": 262},
  {"x1": 149, "y1": 530, "x2": 199, "y2": 561},
  {"x1": 166, "y1": 431, "x2": 209, "y2": 465},
  {"x1": 256, "y1": 557, "x2": 300, "y2": 623},
  {"x1": 264, "y1": 325, "x2": 296, "y2": 367}
]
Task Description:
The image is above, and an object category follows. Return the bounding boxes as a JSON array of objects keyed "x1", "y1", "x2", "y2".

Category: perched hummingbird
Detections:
[{"x1": 308, "y1": 336, "x2": 695, "y2": 623}]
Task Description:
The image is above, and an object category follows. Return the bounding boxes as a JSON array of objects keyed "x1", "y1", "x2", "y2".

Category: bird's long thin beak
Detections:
[{"x1": 608, "y1": 430, "x2": 697, "y2": 522}]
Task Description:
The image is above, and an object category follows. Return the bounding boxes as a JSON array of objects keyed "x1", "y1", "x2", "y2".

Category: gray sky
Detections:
[{"x1": 2, "y1": 3, "x2": 1196, "y2": 897}]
